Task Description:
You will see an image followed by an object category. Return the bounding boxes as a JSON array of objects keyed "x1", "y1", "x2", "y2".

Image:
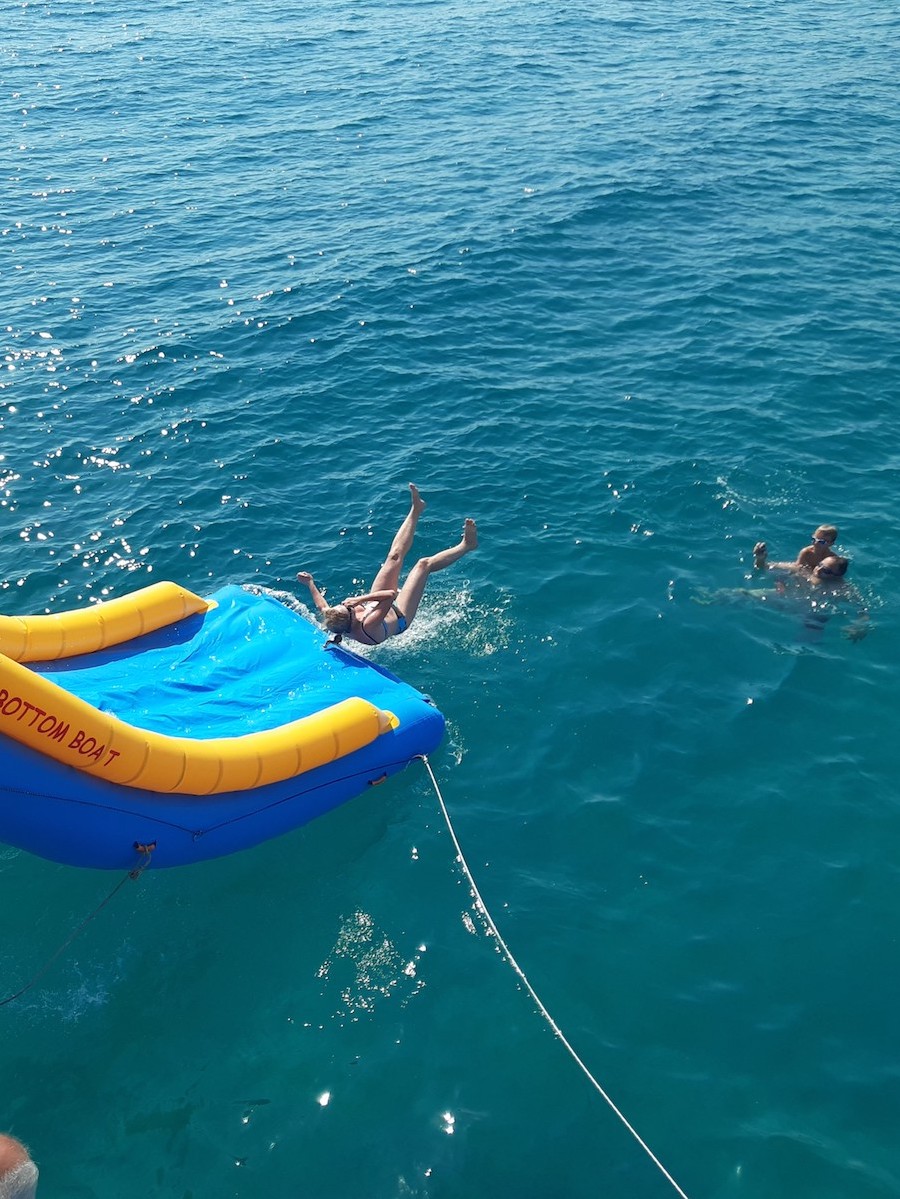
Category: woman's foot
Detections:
[
  {"x1": 462, "y1": 518, "x2": 478, "y2": 551},
  {"x1": 409, "y1": 483, "x2": 426, "y2": 515}
]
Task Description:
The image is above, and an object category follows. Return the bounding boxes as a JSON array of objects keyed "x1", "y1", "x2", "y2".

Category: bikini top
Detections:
[{"x1": 346, "y1": 603, "x2": 381, "y2": 646}]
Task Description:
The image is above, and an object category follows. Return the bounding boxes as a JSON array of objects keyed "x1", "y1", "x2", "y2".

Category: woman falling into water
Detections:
[{"x1": 297, "y1": 484, "x2": 478, "y2": 646}]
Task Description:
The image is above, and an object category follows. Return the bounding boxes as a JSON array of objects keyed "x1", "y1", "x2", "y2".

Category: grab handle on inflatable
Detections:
[
  {"x1": 0, "y1": 582, "x2": 211, "y2": 663},
  {"x1": 0, "y1": 652, "x2": 397, "y2": 795}
]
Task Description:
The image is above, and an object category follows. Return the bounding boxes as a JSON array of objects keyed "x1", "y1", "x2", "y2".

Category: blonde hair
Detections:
[
  {"x1": 815, "y1": 525, "x2": 838, "y2": 544},
  {"x1": 323, "y1": 605, "x2": 351, "y2": 633}
]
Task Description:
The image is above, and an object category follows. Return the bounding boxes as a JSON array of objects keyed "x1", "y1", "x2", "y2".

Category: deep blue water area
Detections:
[{"x1": 2, "y1": 1, "x2": 900, "y2": 1196}]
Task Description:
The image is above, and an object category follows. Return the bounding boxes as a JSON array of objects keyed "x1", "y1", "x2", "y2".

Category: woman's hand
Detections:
[{"x1": 296, "y1": 571, "x2": 314, "y2": 587}]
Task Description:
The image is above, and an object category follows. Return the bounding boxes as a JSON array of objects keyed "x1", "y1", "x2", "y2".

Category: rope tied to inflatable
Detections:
[
  {"x1": 418, "y1": 755, "x2": 692, "y2": 1199},
  {"x1": 0, "y1": 842, "x2": 155, "y2": 1008}
]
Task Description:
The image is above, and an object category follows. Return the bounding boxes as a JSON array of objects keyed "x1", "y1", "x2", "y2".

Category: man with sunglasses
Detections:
[
  {"x1": 753, "y1": 524, "x2": 837, "y2": 573},
  {"x1": 806, "y1": 554, "x2": 870, "y2": 640}
]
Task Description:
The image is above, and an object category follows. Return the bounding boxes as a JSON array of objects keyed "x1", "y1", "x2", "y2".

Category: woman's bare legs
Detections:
[
  {"x1": 371, "y1": 484, "x2": 427, "y2": 592},
  {"x1": 396, "y1": 518, "x2": 478, "y2": 625}
]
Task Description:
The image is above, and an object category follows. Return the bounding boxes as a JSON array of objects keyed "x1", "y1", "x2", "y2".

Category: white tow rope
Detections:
[{"x1": 419, "y1": 755, "x2": 692, "y2": 1199}]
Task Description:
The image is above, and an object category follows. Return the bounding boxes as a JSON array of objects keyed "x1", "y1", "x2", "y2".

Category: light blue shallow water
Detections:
[{"x1": 2, "y1": 1, "x2": 900, "y2": 1196}]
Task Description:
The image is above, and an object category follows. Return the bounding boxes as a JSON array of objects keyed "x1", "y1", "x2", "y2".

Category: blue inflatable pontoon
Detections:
[{"x1": 0, "y1": 585, "x2": 444, "y2": 870}]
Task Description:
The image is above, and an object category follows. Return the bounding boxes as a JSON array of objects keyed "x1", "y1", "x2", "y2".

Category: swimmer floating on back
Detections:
[
  {"x1": 297, "y1": 484, "x2": 477, "y2": 647},
  {"x1": 695, "y1": 540, "x2": 869, "y2": 641}
]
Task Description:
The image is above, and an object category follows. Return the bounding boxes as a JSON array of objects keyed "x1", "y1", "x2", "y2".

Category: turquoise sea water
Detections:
[{"x1": 2, "y1": 1, "x2": 900, "y2": 1195}]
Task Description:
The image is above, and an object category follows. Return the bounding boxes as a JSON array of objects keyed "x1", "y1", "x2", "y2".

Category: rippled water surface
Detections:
[{"x1": 2, "y1": 1, "x2": 900, "y2": 1196}]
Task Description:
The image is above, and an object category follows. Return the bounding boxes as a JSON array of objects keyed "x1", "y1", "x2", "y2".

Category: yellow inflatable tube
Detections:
[
  {"x1": 0, "y1": 652, "x2": 396, "y2": 795},
  {"x1": 0, "y1": 581, "x2": 212, "y2": 663}
]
